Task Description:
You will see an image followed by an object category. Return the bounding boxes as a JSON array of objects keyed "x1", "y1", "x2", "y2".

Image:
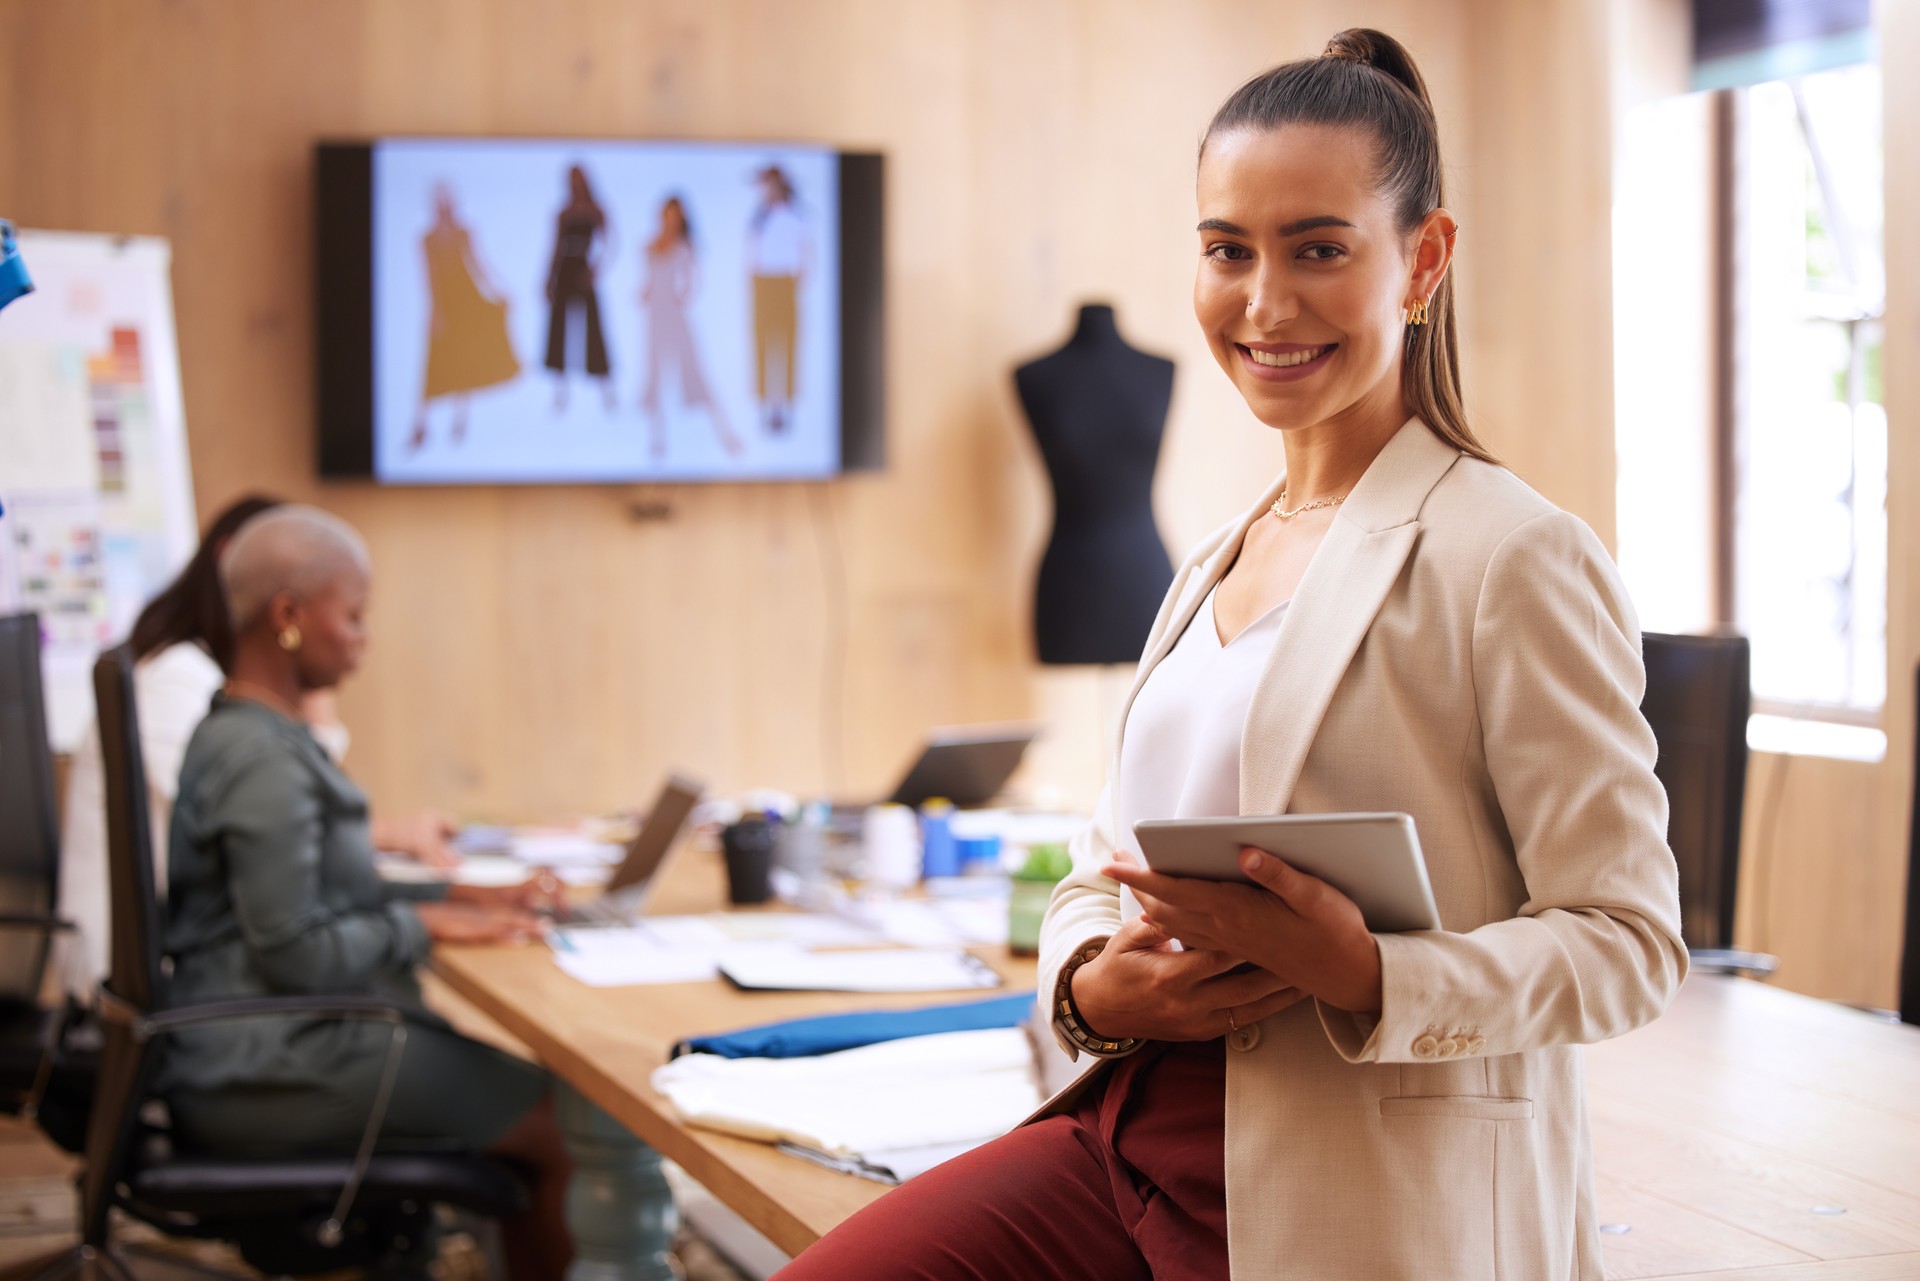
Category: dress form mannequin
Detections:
[{"x1": 1015, "y1": 303, "x2": 1176, "y2": 665}]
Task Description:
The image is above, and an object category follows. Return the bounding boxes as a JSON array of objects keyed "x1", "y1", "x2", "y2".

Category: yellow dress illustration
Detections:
[{"x1": 421, "y1": 224, "x2": 519, "y2": 401}]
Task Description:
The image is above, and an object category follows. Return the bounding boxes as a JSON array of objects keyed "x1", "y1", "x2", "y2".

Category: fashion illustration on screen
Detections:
[
  {"x1": 543, "y1": 163, "x2": 615, "y2": 412},
  {"x1": 412, "y1": 184, "x2": 521, "y2": 451},
  {"x1": 748, "y1": 165, "x2": 810, "y2": 433},
  {"x1": 639, "y1": 196, "x2": 742, "y2": 459}
]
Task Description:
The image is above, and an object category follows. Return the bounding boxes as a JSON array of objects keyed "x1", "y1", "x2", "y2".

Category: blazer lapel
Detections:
[{"x1": 1239, "y1": 421, "x2": 1463, "y2": 815}]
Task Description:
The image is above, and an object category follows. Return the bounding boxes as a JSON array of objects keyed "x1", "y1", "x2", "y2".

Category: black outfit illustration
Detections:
[
  {"x1": 1015, "y1": 303, "x2": 1177, "y2": 665},
  {"x1": 544, "y1": 206, "x2": 611, "y2": 377}
]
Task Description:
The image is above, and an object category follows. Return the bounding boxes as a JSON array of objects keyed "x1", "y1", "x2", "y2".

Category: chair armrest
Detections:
[
  {"x1": 120, "y1": 992, "x2": 432, "y2": 1248},
  {"x1": 140, "y1": 994, "x2": 419, "y2": 1037},
  {"x1": 0, "y1": 912, "x2": 76, "y2": 936}
]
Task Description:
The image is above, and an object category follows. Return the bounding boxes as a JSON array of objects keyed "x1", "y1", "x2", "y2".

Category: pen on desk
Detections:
[{"x1": 546, "y1": 926, "x2": 578, "y2": 953}]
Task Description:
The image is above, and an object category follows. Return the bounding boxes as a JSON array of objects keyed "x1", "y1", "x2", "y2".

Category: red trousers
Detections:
[{"x1": 774, "y1": 1039, "x2": 1228, "y2": 1281}]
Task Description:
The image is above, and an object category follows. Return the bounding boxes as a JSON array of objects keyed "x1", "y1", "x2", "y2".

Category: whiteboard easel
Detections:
[{"x1": 0, "y1": 231, "x2": 197, "y2": 750}]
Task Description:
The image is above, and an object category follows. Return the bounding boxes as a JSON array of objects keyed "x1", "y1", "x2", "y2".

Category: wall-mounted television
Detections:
[{"x1": 315, "y1": 138, "x2": 883, "y2": 484}]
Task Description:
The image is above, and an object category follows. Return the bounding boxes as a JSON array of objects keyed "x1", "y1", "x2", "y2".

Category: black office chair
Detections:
[
  {"x1": 1898, "y1": 664, "x2": 1919, "y2": 1027},
  {"x1": 1640, "y1": 631, "x2": 1777, "y2": 977},
  {"x1": 0, "y1": 613, "x2": 88, "y2": 1148},
  {"x1": 36, "y1": 644, "x2": 528, "y2": 1279}
]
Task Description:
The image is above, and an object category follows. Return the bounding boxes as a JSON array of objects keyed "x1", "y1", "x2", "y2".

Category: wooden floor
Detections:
[
  {"x1": 0, "y1": 1117, "x2": 79, "y2": 1268},
  {"x1": 5, "y1": 975, "x2": 1917, "y2": 1280},
  {"x1": 0, "y1": 976, "x2": 748, "y2": 1281},
  {"x1": 0, "y1": 1120, "x2": 747, "y2": 1281},
  {"x1": 1582, "y1": 978, "x2": 1920, "y2": 1279}
]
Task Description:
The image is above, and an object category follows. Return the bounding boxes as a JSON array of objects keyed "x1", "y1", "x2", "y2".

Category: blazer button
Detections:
[
  {"x1": 1228, "y1": 1023, "x2": 1262, "y2": 1053},
  {"x1": 1437, "y1": 1037, "x2": 1460, "y2": 1058},
  {"x1": 1465, "y1": 1036, "x2": 1487, "y2": 1055},
  {"x1": 1412, "y1": 1034, "x2": 1440, "y2": 1059}
]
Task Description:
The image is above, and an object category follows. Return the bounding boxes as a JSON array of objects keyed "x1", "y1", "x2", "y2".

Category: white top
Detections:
[
  {"x1": 1115, "y1": 585, "x2": 1289, "y2": 868},
  {"x1": 58, "y1": 641, "x2": 222, "y2": 994},
  {"x1": 750, "y1": 204, "x2": 809, "y2": 276}
]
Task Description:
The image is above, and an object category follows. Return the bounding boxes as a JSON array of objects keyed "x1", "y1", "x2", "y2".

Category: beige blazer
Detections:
[{"x1": 1038, "y1": 419, "x2": 1687, "y2": 1280}]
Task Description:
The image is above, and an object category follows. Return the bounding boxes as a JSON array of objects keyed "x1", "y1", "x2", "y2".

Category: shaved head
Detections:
[{"x1": 219, "y1": 505, "x2": 371, "y2": 630}]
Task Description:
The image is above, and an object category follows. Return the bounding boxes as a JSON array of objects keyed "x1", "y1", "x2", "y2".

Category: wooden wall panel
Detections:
[
  {"x1": 2, "y1": 1, "x2": 1622, "y2": 827},
  {"x1": 1733, "y1": 753, "x2": 1899, "y2": 1009},
  {"x1": 1456, "y1": 0, "x2": 1620, "y2": 551}
]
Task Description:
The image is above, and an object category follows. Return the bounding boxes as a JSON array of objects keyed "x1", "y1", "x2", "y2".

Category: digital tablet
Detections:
[{"x1": 1131, "y1": 813, "x2": 1443, "y2": 933}]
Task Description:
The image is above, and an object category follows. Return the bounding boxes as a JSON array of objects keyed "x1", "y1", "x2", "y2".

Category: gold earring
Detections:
[
  {"x1": 1406, "y1": 298, "x2": 1430, "y2": 326},
  {"x1": 278, "y1": 625, "x2": 302, "y2": 652}
]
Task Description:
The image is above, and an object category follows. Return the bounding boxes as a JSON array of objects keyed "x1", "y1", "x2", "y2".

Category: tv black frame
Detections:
[{"x1": 314, "y1": 140, "x2": 885, "y2": 482}]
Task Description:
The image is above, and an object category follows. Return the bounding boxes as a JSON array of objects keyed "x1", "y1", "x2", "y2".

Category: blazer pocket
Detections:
[{"x1": 1380, "y1": 1096, "x2": 1534, "y2": 1121}]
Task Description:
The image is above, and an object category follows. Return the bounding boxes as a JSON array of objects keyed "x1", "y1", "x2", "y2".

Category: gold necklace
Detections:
[
  {"x1": 223, "y1": 678, "x2": 303, "y2": 721},
  {"x1": 1269, "y1": 490, "x2": 1347, "y2": 521}
]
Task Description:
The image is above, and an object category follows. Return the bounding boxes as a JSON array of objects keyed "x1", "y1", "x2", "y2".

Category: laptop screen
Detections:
[{"x1": 606, "y1": 774, "x2": 705, "y2": 894}]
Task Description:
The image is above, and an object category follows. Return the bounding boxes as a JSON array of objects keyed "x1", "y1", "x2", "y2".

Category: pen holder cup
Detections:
[
  {"x1": 1007, "y1": 843, "x2": 1074, "y2": 956},
  {"x1": 1006, "y1": 879, "x2": 1055, "y2": 957},
  {"x1": 721, "y1": 818, "x2": 777, "y2": 905}
]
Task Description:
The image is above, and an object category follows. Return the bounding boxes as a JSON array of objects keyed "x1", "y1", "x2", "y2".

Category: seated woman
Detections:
[
  {"x1": 60, "y1": 493, "x2": 461, "y2": 997},
  {"x1": 157, "y1": 505, "x2": 572, "y2": 1279}
]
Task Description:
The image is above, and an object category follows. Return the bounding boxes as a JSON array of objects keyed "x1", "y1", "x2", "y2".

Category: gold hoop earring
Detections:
[
  {"x1": 1406, "y1": 298, "x2": 1430, "y2": 326},
  {"x1": 278, "y1": 625, "x2": 302, "y2": 652}
]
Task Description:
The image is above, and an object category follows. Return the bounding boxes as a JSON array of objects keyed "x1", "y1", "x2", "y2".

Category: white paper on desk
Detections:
[
  {"x1": 853, "y1": 897, "x2": 1010, "y2": 948},
  {"x1": 375, "y1": 855, "x2": 444, "y2": 884},
  {"x1": 450, "y1": 855, "x2": 542, "y2": 886},
  {"x1": 377, "y1": 853, "x2": 607, "y2": 888},
  {"x1": 453, "y1": 854, "x2": 610, "y2": 888},
  {"x1": 717, "y1": 946, "x2": 1001, "y2": 993},
  {"x1": 653, "y1": 1028, "x2": 1040, "y2": 1160},
  {"x1": 548, "y1": 927, "x2": 786, "y2": 987},
  {"x1": 640, "y1": 913, "x2": 879, "y2": 951},
  {"x1": 509, "y1": 833, "x2": 626, "y2": 867}
]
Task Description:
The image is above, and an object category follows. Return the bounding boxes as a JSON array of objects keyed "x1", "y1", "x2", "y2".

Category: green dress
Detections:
[{"x1": 159, "y1": 695, "x2": 545, "y2": 1155}]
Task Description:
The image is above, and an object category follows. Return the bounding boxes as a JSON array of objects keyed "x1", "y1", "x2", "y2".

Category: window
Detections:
[
  {"x1": 1613, "y1": 57, "x2": 1884, "y2": 733},
  {"x1": 1731, "y1": 65, "x2": 1884, "y2": 720}
]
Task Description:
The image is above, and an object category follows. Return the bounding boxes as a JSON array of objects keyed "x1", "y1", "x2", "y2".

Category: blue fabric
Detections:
[{"x1": 671, "y1": 991, "x2": 1036, "y2": 1060}]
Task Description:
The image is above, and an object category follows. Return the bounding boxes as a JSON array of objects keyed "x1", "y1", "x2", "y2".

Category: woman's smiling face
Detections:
[{"x1": 1194, "y1": 123, "x2": 1417, "y2": 434}]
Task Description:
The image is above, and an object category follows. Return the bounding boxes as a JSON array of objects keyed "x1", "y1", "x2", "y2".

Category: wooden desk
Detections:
[
  {"x1": 436, "y1": 853, "x2": 1920, "y2": 1280},
  {"x1": 438, "y1": 852, "x2": 1032, "y2": 1261}
]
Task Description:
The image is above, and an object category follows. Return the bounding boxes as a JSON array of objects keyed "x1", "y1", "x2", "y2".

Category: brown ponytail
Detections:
[
  {"x1": 126, "y1": 494, "x2": 284, "y2": 671},
  {"x1": 1202, "y1": 28, "x2": 1494, "y2": 464}
]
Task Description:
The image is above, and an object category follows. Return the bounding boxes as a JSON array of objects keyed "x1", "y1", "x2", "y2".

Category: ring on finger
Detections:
[{"x1": 1227, "y1": 1008, "x2": 1239, "y2": 1034}]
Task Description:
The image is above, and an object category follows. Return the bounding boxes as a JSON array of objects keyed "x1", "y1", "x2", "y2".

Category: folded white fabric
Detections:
[{"x1": 651, "y1": 1027, "x2": 1042, "y2": 1159}]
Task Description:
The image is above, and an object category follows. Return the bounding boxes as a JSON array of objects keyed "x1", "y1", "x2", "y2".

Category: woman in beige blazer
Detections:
[{"x1": 777, "y1": 28, "x2": 1684, "y2": 1281}]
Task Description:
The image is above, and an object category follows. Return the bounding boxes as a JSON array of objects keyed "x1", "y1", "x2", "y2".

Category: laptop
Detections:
[
  {"x1": 557, "y1": 773, "x2": 705, "y2": 926},
  {"x1": 854, "y1": 725, "x2": 1041, "y2": 813}
]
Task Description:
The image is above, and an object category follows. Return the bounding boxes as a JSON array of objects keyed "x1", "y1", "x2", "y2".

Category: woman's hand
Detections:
[
  {"x1": 447, "y1": 872, "x2": 564, "y2": 915},
  {"x1": 1069, "y1": 916, "x2": 1305, "y2": 1043},
  {"x1": 371, "y1": 812, "x2": 462, "y2": 869},
  {"x1": 415, "y1": 901, "x2": 544, "y2": 946},
  {"x1": 1103, "y1": 849, "x2": 1384, "y2": 1014}
]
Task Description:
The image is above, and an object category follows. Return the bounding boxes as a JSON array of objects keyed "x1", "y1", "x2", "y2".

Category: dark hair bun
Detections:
[{"x1": 1323, "y1": 28, "x2": 1434, "y2": 115}]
